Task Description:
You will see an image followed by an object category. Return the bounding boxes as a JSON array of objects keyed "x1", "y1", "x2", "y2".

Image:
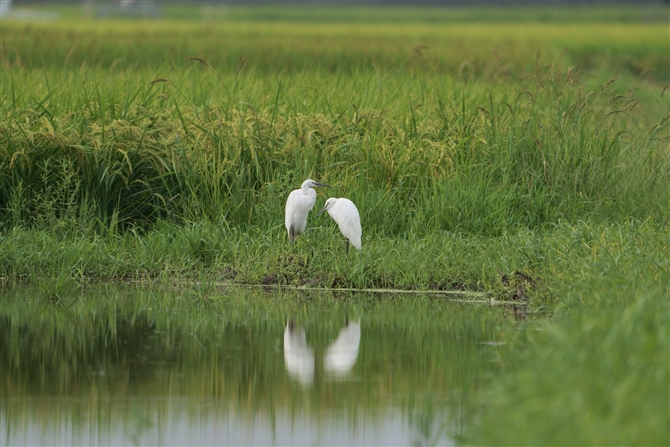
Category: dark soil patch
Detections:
[{"x1": 500, "y1": 271, "x2": 540, "y2": 320}]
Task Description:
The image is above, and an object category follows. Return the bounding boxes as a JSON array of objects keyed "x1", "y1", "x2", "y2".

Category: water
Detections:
[{"x1": 0, "y1": 285, "x2": 507, "y2": 446}]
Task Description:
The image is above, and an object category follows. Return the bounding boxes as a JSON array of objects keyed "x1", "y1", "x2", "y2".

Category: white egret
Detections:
[
  {"x1": 317, "y1": 197, "x2": 362, "y2": 252},
  {"x1": 285, "y1": 179, "x2": 330, "y2": 243}
]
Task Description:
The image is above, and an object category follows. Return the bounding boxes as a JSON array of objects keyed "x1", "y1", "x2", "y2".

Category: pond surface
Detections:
[{"x1": 0, "y1": 285, "x2": 508, "y2": 446}]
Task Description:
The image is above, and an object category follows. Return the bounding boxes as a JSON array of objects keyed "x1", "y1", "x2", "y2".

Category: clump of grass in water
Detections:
[{"x1": 36, "y1": 270, "x2": 76, "y2": 303}]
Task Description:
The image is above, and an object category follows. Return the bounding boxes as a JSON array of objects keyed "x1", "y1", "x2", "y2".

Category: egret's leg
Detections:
[
  {"x1": 345, "y1": 239, "x2": 349, "y2": 255},
  {"x1": 289, "y1": 226, "x2": 295, "y2": 243}
]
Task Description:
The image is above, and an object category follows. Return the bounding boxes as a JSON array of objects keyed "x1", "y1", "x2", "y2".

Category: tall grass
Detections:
[{"x1": 1, "y1": 65, "x2": 668, "y2": 234}]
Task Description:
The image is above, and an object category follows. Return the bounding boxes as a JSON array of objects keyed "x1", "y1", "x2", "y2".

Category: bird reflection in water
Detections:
[
  {"x1": 324, "y1": 319, "x2": 361, "y2": 378},
  {"x1": 283, "y1": 318, "x2": 361, "y2": 386},
  {"x1": 283, "y1": 320, "x2": 315, "y2": 386}
]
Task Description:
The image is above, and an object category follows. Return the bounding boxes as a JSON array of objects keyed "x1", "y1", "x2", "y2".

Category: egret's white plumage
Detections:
[
  {"x1": 317, "y1": 197, "x2": 362, "y2": 251},
  {"x1": 285, "y1": 179, "x2": 329, "y2": 242}
]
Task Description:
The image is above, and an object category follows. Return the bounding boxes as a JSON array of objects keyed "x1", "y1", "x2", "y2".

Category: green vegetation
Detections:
[
  {"x1": 470, "y1": 219, "x2": 669, "y2": 445},
  {"x1": 473, "y1": 294, "x2": 668, "y2": 445},
  {"x1": 1, "y1": 16, "x2": 667, "y2": 291},
  {"x1": 0, "y1": 4, "x2": 668, "y2": 445}
]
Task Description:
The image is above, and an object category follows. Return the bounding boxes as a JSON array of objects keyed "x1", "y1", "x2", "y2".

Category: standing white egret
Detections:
[
  {"x1": 285, "y1": 179, "x2": 329, "y2": 243},
  {"x1": 317, "y1": 197, "x2": 362, "y2": 252}
]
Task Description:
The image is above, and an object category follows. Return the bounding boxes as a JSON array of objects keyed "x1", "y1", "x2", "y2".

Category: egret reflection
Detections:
[
  {"x1": 325, "y1": 319, "x2": 361, "y2": 378},
  {"x1": 283, "y1": 320, "x2": 315, "y2": 386},
  {"x1": 283, "y1": 319, "x2": 361, "y2": 385}
]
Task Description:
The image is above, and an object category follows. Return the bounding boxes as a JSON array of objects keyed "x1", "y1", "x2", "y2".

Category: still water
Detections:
[{"x1": 1, "y1": 285, "x2": 507, "y2": 446}]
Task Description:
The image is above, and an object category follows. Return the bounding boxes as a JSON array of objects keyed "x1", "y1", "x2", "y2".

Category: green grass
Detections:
[
  {"x1": 0, "y1": 7, "x2": 669, "y2": 445},
  {"x1": 479, "y1": 296, "x2": 668, "y2": 446},
  {"x1": 465, "y1": 213, "x2": 669, "y2": 445},
  {"x1": 4, "y1": 20, "x2": 669, "y2": 80},
  {"x1": 2, "y1": 61, "x2": 667, "y2": 234}
]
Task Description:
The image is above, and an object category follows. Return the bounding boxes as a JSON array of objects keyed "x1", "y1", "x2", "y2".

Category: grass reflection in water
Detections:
[{"x1": 1, "y1": 285, "x2": 508, "y2": 446}]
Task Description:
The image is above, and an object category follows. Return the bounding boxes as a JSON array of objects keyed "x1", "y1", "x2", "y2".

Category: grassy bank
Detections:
[
  {"x1": 1, "y1": 54, "x2": 668, "y2": 294},
  {"x1": 0, "y1": 220, "x2": 667, "y2": 304}
]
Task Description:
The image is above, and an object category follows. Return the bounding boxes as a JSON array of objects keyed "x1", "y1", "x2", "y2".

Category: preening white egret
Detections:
[
  {"x1": 317, "y1": 197, "x2": 362, "y2": 252},
  {"x1": 285, "y1": 179, "x2": 330, "y2": 243}
]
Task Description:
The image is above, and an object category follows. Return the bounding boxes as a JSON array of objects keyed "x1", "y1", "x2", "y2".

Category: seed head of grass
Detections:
[
  {"x1": 184, "y1": 56, "x2": 211, "y2": 68},
  {"x1": 413, "y1": 45, "x2": 429, "y2": 56},
  {"x1": 149, "y1": 77, "x2": 171, "y2": 85},
  {"x1": 601, "y1": 76, "x2": 619, "y2": 91},
  {"x1": 237, "y1": 57, "x2": 247, "y2": 74}
]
